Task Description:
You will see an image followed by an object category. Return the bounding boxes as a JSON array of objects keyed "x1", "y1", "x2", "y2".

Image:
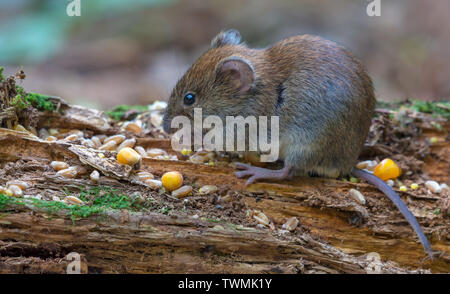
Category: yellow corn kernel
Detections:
[
  {"x1": 117, "y1": 147, "x2": 141, "y2": 166},
  {"x1": 46, "y1": 136, "x2": 57, "y2": 142},
  {"x1": 161, "y1": 171, "x2": 183, "y2": 191},
  {"x1": 399, "y1": 185, "x2": 408, "y2": 192},
  {"x1": 410, "y1": 183, "x2": 419, "y2": 190},
  {"x1": 181, "y1": 148, "x2": 192, "y2": 156},
  {"x1": 373, "y1": 158, "x2": 402, "y2": 181}
]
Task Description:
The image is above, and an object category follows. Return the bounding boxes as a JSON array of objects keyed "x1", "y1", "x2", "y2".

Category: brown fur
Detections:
[{"x1": 163, "y1": 30, "x2": 375, "y2": 178}]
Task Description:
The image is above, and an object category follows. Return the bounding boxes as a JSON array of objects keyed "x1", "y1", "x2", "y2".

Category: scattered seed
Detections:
[
  {"x1": 99, "y1": 140, "x2": 117, "y2": 151},
  {"x1": 90, "y1": 170, "x2": 100, "y2": 182},
  {"x1": 181, "y1": 148, "x2": 192, "y2": 156},
  {"x1": 373, "y1": 158, "x2": 401, "y2": 181},
  {"x1": 134, "y1": 146, "x2": 148, "y2": 157},
  {"x1": 8, "y1": 185, "x2": 23, "y2": 197},
  {"x1": 137, "y1": 171, "x2": 154, "y2": 182},
  {"x1": 145, "y1": 179, "x2": 162, "y2": 189},
  {"x1": 51, "y1": 161, "x2": 69, "y2": 171},
  {"x1": 91, "y1": 136, "x2": 102, "y2": 148},
  {"x1": 64, "y1": 134, "x2": 79, "y2": 141},
  {"x1": 282, "y1": 217, "x2": 299, "y2": 231},
  {"x1": 349, "y1": 188, "x2": 366, "y2": 205},
  {"x1": 104, "y1": 134, "x2": 126, "y2": 145},
  {"x1": 147, "y1": 148, "x2": 167, "y2": 158},
  {"x1": 441, "y1": 183, "x2": 449, "y2": 191},
  {"x1": 410, "y1": 183, "x2": 419, "y2": 190},
  {"x1": 65, "y1": 196, "x2": 84, "y2": 205},
  {"x1": 57, "y1": 167, "x2": 78, "y2": 178},
  {"x1": 399, "y1": 185, "x2": 408, "y2": 192},
  {"x1": 172, "y1": 185, "x2": 193, "y2": 199},
  {"x1": 6, "y1": 180, "x2": 29, "y2": 191},
  {"x1": 386, "y1": 180, "x2": 394, "y2": 187},
  {"x1": 425, "y1": 181, "x2": 442, "y2": 194},
  {"x1": 124, "y1": 121, "x2": 143, "y2": 134},
  {"x1": 48, "y1": 128, "x2": 59, "y2": 136},
  {"x1": 82, "y1": 139, "x2": 96, "y2": 148},
  {"x1": 117, "y1": 138, "x2": 136, "y2": 152},
  {"x1": 39, "y1": 128, "x2": 50, "y2": 139},
  {"x1": 198, "y1": 185, "x2": 218, "y2": 195},
  {"x1": 98, "y1": 153, "x2": 105, "y2": 158},
  {"x1": 252, "y1": 210, "x2": 270, "y2": 226},
  {"x1": 46, "y1": 136, "x2": 57, "y2": 142}
]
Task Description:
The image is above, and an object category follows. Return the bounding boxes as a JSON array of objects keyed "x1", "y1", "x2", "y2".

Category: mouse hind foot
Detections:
[{"x1": 235, "y1": 163, "x2": 293, "y2": 186}]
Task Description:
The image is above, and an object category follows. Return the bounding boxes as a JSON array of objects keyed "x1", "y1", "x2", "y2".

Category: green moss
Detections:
[
  {"x1": 376, "y1": 100, "x2": 450, "y2": 119},
  {"x1": 24, "y1": 92, "x2": 55, "y2": 111},
  {"x1": 0, "y1": 66, "x2": 4, "y2": 82},
  {"x1": 106, "y1": 104, "x2": 149, "y2": 121},
  {"x1": 0, "y1": 186, "x2": 142, "y2": 222}
]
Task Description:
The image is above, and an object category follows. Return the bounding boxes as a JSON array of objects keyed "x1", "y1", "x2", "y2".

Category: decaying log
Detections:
[{"x1": 0, "y1": 129, "x2": 449, "y2": 273}]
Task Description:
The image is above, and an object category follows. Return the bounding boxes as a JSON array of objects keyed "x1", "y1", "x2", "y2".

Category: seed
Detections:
[
  {"x1": 150, "y1": 112, "x2": 163, "y2": 127},
  {"x1": 425, "y1": 181, "x2": 442, "y2": 194},
  {"x1": 124, "y1": 121, "x2": 143, "y2": 134},
  {"x1": 117, "y1": 147, "x2": 141, "y2": 166},
  {"x1": 0, "y1": 186, "x2": 6, "y2": 194},
  {"x1": 48, "y1": 128, "x2": 59, "y2": 136},
  {"x1": 117, "y1": 138, "x2": 136, "y2": 152},
  {"x1": 198, "y1": 185, "x2": 218, "y2": 195},
  {"x1": 252, "y1": 210, "x2": 270, "y2": 227},
  {"x1": 104, "y1": 134, "x2": 126, "y2": 145},
  {"x1": 90, "y1": 170, "x2": 100, "y2": 182},
  {"x1": 73, "y1": 165, "x2": 88, "y2": 175},
  {"x1": 146, "y1": 148, "x2": 167, "y2": 158},
  {"x1": 69, "y1": 130, "x2": 84, "y2": 138},
  {"x1": 373, "y1": 158, "x2": 401, "y2": 181},
  {"x1": 57, "y1": 167, "x2": 78, "y2": 178},
  {"x1": 39, "y1": 128, "x2": 50, "y2": 139},
  {"x1": 145, "y1": 179, "x2": 162, "y2": 189},
  {"x1": 14, "y1": 124, "x2": 28, "y2": 132},
  {"x1": 148, "y1": 101, "x2": 167, "y2": 111},
  {"x1": 161, "y1": 171, "x2": 183, "y2": 191},
  {"x1": 6, "y1": 180, "x2": 29, "y2": 191},
  {"x1": 220, "y1": 195, "x2": 232, "y2": 203},
  {"x1": 410, "y1": 183, "x2": 419, "y2": 190},
  {"x1": 356, "y1": 160, "x2": 377, "y2": 171},
  {"x1": 399, "y1": 185, "x2": 408, "y2": 192},
  {"x1": 429, "y1": 137, "x2": 438, "y2": 144},
  {"x1": 98, "y1": 153, "x2": 105, "y2": 158},
  {"x1": 181, "y1": 148, "x2": 192, "y2": 156},
  {"x1": 64, "y1": 134, "x2": 79, "y2": 141},
  {"x1": 137, "y1": 171, "x2": 154, "y2": 182},
  {"x1": 349, "y1": 188, "x2": 366, "y2": 205},
  {"x1": 134, "y1": 146, "x2": 148, "y2": 157},
  {"x1": 99, "y1": 140, "x2": 117, "y2": 151},
  {"x1": 96, "y1": 134, "x2": 107, "y2": 143},
  {"x1": 51, "y1": 161, "x2": 69, "y2": 171},
  {"x1": 4, "y1": 189, "x2": 13, "y2": 197},
  {"x1": 441, "y1": 183, "x2": 449, "y2": 191},
  {"x1": 82, "y1": 139, "x2": 96, "y2": 148},
  {"x1": 46, "y1": 136, "x2": 57, "y2": 142},
  {"x1": 91, "y1": 136, "x2": 102, "y2": 148},
  {"x1": 8, "y1": 185, "x2": 23, "y2": 197},
  {"x1": 282, "y1": 217, "x2": 299, "y2": 231},
  {"x1": 172, "y1": 185, "x2": 193, "y2": 199},
  {"x1": 65, "y1": 196, "x2": 84, "y2": 205},
  {"x1": 349, "y1": 177, "x2": 359, "y2": 183},
  {"x1": 189, "y1": 154, "x2": 209, "y2": 164},
  {"x1": 386, "y1": 179, "x2": 394, "y2": 187}
]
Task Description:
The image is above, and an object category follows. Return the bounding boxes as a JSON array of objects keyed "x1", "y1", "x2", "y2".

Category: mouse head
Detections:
[{"x1": 163, "y1": 29, "x2": 258, "y2": 134}]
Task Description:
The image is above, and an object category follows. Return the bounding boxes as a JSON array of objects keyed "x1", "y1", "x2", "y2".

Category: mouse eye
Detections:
[{"x1": 183, "y1": 93, "x2": 196, "y2": 105}]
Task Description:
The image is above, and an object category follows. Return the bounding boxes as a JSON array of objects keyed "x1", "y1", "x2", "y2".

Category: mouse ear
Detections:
[
  {"x1": 216, "y1": 57, "x2": 255, "y2": 94},
  {"x1": 210, "y1": 29, "x2": 241, "y2": 48}
]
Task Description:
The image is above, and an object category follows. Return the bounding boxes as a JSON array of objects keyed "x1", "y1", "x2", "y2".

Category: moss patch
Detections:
[
  {"x1": 106, "y1": 104, "x2": 149, "y2": 121},
  {"x1": 0, "y1": 186, "x2": 142, "y2": 222}
]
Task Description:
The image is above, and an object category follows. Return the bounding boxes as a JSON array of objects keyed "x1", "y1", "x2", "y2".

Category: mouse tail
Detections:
[{"x1": 352, "y1": 167, "x2": 434, "y2": 259}]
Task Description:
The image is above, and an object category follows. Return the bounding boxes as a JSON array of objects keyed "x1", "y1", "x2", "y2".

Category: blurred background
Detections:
[{"x1": 0, "y1": 0, "x2": 449, "y2": 110}]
